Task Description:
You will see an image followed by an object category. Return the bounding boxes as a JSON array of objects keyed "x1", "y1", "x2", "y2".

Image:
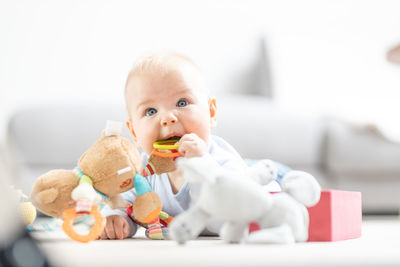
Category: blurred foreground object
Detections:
[
  {"x1": 19, "y1": 202, "x2": 37, "y2": 226},
  {"x1": 0, "y1": 151, "x2": 50, "y2": 267},
  {"x1": 387, "y1": 44, "x2": 400, "y2": 64}
]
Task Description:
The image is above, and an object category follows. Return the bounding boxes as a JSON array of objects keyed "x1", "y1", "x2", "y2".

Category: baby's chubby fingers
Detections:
[
  {"x1": 177, "y1": 134, "x2": 207, "y2": 158},
  {"x1": 99, "y1": 215, "x2": 130, "y2": 240},
  {"x1": 104, "y1": 218, "x2": 116, "y2": 239},
  {"x1": 113, "y1": 216, "x2": 130, "y2": 240},
  {"x1": 177, "y1": 133, "x2": 198, "y2": 143}
]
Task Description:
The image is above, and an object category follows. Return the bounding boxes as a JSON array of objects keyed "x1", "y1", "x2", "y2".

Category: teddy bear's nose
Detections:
[{"x1": 120, "y1": 178, "x2": 132, "y2": 188}]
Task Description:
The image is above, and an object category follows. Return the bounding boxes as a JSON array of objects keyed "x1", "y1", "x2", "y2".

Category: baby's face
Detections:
[{"x1": 126, "y1": 65, "x2": 217, "y2": 155}]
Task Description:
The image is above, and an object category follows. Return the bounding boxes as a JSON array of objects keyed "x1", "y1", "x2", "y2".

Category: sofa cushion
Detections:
[
  {"x1": 213, "y1": 95, "x2": 326, "y2": 167},
  {"x1": 7, "y1": 100, "x2": 132, "y2": 166},
  {"x1": 325, "y1": 120, "x2": 400, "y2": 175}
]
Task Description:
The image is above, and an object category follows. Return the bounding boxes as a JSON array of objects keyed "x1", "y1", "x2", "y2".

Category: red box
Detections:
[{"x1": 307, "y1": 189, "x2": 362, "y2": 241}]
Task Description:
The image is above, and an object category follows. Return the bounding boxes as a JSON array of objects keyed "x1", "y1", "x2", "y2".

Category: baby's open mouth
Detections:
[{"x1": 162, "y1": 136, "x2": 181, "y2": 142}]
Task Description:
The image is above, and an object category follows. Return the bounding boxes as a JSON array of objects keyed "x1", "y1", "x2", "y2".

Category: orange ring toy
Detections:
[
  {"x1": 152, "y1": 148, "x2": 182, "y2": 158},
  {"x1": 62, "y1": 205, "x2": 105, "y2": 243}
]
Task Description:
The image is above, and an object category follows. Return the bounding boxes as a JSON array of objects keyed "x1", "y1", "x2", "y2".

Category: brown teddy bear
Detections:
[{"x1": 30, "y1": 121, "x2": 168, "y2": 242}]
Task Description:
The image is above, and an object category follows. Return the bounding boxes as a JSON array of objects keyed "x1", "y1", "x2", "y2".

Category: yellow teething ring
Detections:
[
  {"x1": 153, "y1": 140, "x2": 180, "y2": 150},
  {"x1": 62, "y1": 205, "x2": 105, "y2": 243}
]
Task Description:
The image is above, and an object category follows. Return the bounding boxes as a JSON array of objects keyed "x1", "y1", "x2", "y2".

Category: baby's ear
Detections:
[
  {"x1": 36, "y1": 188, "x2": 59, "y2": 204},
  {"x1": 209, "y1": 97, "x2": 217, "y2": 128},
  {"x1": 126, "y1": 119, "x2": 137, "y2": 143}
]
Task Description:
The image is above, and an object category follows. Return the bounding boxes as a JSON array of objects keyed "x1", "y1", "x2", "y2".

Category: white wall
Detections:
[{"x1": 1, "y1": 0, "x2": 400, "y2": 142}]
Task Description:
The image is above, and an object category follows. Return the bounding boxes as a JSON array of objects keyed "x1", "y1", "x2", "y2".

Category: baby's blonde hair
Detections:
[
  {"x1": 124, "y1": 51, "x2": 208, "y2": 116},
  {"x1": 126, "y1": 51, "x2": 200, "y2": 78}
]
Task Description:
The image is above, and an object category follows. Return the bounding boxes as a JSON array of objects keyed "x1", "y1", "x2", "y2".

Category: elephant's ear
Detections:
[{"x1": 36, "y1": 188, "x2": 58, "y2": 204}]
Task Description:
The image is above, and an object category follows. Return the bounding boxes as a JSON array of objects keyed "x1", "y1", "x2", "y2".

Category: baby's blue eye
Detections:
[
  {"x1": 145, "y1": 108, "x2": 157, "y2": 116},
  {"x1": 177, "y1": 99, "x2": 188, "y2": 107}
]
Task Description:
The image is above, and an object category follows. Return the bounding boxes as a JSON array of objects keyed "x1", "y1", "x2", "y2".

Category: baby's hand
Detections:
[
  {"x1": 177, "y1": 133, "x2": 207, "y2": 158},
  {"x1": 99, "y1": 215, "x2": 130, "y2": 240}
]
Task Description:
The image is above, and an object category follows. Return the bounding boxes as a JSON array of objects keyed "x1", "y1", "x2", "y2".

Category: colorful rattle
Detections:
[
  {"x1": 62, "y1": 169, "x2": 105, "y2": 243},
  {"x1": 152, "y1": 140, "x2": 181, "y2": 158}
]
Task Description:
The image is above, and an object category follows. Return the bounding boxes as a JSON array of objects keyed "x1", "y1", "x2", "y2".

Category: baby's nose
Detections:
[{"x1": 161, "y1": 115, "x2": 177, "y2": 126}]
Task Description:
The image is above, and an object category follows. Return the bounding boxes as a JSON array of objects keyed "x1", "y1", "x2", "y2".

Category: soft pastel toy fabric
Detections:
[
  {"x1": 169, "y1": 156, "x2": 321, "y2": 244},
  {"x1": 30, "y1": 121, "x2": 166, "y2": 241}
]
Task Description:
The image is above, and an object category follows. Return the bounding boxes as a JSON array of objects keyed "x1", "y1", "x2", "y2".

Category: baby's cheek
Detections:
[
  {"x1": 136, "y1": 138, "x2": 152, "y2": 155},
  {"x1": 144, "y1": 143, "x2": 154, "y2": 155}
]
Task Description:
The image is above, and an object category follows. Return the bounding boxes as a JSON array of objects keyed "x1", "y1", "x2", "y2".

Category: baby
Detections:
[{"x1": 100, "y1": 52, "x2": 277, "y2": 239}]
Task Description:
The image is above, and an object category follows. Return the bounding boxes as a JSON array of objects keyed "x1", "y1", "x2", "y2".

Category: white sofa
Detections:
[{"x1": 4, "y1": 94, "x2": 400, "y2": 214}]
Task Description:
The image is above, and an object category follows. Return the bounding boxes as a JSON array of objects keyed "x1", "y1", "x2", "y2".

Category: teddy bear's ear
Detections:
[
  {"x1": 78, "y1": 151, "x2": 88, "y2": 163},
  {"x1": 36, "y1": 188, "x2": 59, "y2": 204}
]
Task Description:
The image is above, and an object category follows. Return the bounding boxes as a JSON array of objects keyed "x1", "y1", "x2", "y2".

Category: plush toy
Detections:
[
  {"x1": 169, "y1": 156, "x2": 321, "y2": 244},
  {"x1": 30, "y1": 121, "x2": 168, "y2": 242}
]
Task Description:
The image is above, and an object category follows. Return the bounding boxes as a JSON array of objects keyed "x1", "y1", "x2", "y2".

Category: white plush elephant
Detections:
[{"x1": 169, "y1": 155, "x2": 321, "y2": 244}]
